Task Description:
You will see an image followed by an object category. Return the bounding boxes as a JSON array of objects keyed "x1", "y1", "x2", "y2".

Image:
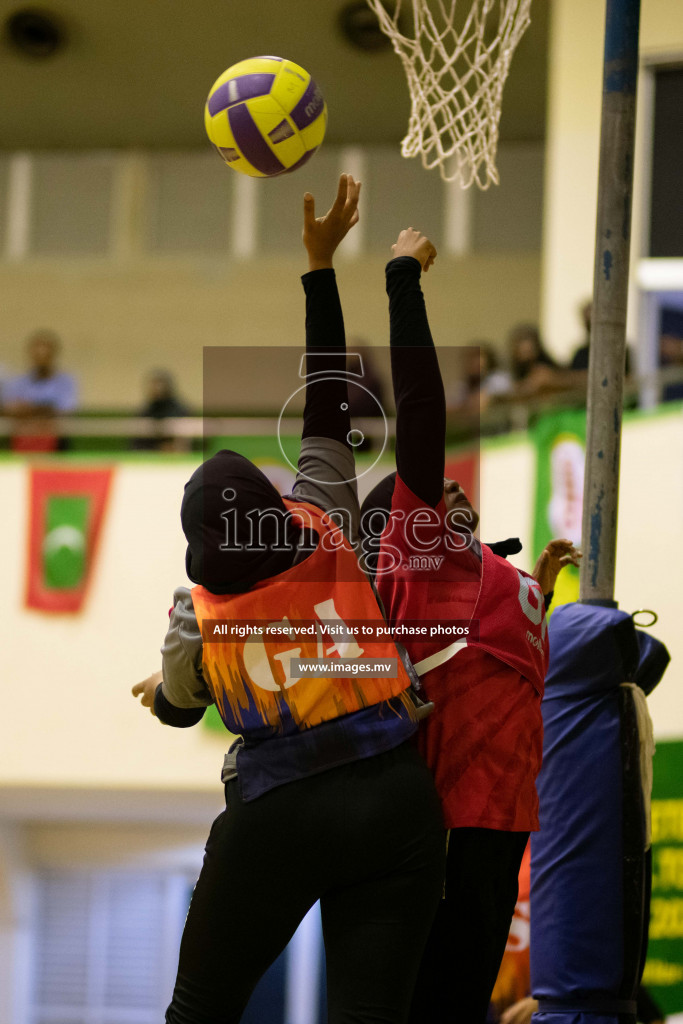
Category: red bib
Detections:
[
  {"x1": 421, "y1": 543, "x2": 548, "y2": 694},
  {"x1": 410, "y1": 545, "x2": 547, "y2": 830},
  {"x1": 376, "y1": 485, "x2": 547, "y2": 830}
]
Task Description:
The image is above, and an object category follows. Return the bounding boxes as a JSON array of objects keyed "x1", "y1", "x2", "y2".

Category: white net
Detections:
[{"x1": 366, "y1": 0, "x2": 532, "y2": 188}]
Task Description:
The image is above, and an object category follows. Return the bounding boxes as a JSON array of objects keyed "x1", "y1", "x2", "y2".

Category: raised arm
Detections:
[
  {"x1": 300, "y1": 173, "x2": 360, "y2": 446},
  {"x1": 386, "y1": 229, "x2": 444, "y2": 508},
  {"x1": 293, "y1": 174, "x2": 364, "y2": 541}
]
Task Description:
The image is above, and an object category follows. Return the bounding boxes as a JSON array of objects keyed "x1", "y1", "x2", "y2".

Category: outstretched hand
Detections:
[
  {"x1": 303, "y1": 173, "x2": 361, "y2": 271},
  {"x1": 532, "y1": 538, "x2": 582, "y2": 595},
  {"x1": 391, "y1": 227, "x2": 437, "y2": 272},
  {"x1": 131, "y1": 669, "x2": 162, "y2": 717}
]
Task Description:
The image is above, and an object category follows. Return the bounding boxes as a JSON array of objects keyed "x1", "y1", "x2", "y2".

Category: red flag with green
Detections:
[{"x1": 26, "y1": 468, "x2": 113, "y2": 613}]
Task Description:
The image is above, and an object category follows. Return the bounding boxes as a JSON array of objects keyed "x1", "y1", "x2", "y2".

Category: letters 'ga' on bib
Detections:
[{"x1": 191, "y1": 499, "x2": 413, "y2": 737}]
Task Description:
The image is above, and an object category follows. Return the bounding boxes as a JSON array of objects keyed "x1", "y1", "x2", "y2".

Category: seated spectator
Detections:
[
  {"x1": 2, "y1": 329, "x2": 78, "y2": 452},
  {"x1": 660, "y1": 331, "x2": 683, "y2": 402},
  {"x1": 508, "y1": 323, "x2": 564, "y2": 399},
  {"x1": 569, "y1": 297, "x2": 632, "y2": 377},
  {"x1": 477, "y1": 343, "x2": 513, "y2": 409},
  {"x1": 133, "y1": 369, "x2": 191, "y2": 452},
  {"x1": 568, "y1": 298, "x2": 593, "y2": 371},
  {"x1": 447, "y1": 344, "x2": 512, "y2": 424}
]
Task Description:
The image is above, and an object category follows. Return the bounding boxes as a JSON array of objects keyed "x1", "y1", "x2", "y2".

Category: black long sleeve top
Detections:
[{"x1": 386, "y1": 256, "x2": 446, "y2": 509}]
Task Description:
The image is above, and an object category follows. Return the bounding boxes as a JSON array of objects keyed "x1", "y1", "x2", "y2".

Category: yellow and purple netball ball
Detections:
[{"x1": 205, "y1": 56, "x2": 327, "y2": 177}]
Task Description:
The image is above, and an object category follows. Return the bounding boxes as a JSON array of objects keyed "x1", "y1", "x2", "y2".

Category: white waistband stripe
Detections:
[{"x1": 414, "y1": 640, "x2": 468, "y2": 677}]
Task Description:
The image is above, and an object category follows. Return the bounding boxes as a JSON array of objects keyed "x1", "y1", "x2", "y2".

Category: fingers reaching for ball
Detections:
[
  {"x1": 333, "y1": 172, "x2": 361, "y2": 228},
  {"x1": 391, "y1": 227, "x2": 438, "y2": 272},
  {"x1": 303, "y1": 173, "x2": 362, "y2": 271}
]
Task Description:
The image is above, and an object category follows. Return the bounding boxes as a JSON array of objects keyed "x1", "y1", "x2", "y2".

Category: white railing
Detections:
[{"x1": 0, "y1": 372, "x2": 680, "y2": 445}]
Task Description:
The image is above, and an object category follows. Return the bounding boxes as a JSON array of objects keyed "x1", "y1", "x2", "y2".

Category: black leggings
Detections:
[
  {"x1": 409, "y1": 827, "x2": 530, "y2": 1024},
  {"x1": 166, "y1": 742, "x2": 445, "y2": 1024}
]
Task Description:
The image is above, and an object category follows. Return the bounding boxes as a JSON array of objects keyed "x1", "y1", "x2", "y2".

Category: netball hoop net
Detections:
[{"x1": 365, "y1": 0, "x2": 532, "y2": 187}]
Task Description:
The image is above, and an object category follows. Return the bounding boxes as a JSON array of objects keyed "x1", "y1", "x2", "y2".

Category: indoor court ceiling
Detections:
[{"x1": 0, "y1": 0, "x2": 549, "y2": 151}]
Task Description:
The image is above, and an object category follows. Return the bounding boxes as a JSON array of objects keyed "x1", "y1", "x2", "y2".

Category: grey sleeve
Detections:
[
  {"x1": 160, "y1": 587, "x2": 214, "y2": 709},
  {"x1": 289, "y1": 436, "x2": 359, "y2": 545}
]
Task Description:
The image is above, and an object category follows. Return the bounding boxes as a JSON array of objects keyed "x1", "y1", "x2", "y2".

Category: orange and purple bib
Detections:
[{"x1": 191, "y1": 499, "x2": 413, "y2": 739}]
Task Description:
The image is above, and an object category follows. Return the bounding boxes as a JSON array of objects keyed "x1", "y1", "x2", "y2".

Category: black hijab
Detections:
[{"x1": 181, "y1": 450, "x2": 302, "y2": 594}]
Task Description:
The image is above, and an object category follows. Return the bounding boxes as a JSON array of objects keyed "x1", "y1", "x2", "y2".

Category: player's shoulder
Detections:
[{"x1": 170, "y1": 587, "x2": 200, "y2": 629}]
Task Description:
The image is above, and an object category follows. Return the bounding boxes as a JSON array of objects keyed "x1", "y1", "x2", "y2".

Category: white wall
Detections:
[
  {"x1": 1, "y1": 459, "x2": 229, "y2": 791},
  {"x1": 613, "y1": 406, "x2": 683, "y2": 735}
]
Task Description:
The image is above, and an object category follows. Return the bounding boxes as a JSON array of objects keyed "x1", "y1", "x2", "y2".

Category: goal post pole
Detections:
[{"x1": 579, "y1": 0, "x2": 641, "y2": 606}]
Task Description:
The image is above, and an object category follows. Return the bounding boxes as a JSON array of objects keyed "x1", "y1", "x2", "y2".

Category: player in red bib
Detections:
[
  {"x1": 359, "y1": 228, "x2": 580, "y2": 1024},
  {"x1": 133, "y1": 186, "x2": 445, "y2": 1024}
]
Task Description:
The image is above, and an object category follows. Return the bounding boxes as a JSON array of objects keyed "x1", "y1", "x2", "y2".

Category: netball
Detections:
[{"x1": 204, "y1": 55, "x2": 327, "y2": 177}]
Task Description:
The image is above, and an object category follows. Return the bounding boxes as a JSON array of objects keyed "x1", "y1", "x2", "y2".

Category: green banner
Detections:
[
  {"x1": 531, "y1": 409, "x2": 586, "y2": 610},
  {"x1": 643, "y1": 739, "x2": 683, "y2": 1014}
]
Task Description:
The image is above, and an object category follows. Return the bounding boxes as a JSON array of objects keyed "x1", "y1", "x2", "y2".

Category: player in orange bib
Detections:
[{"x1": 133, "y1": 179, "x2": 444, "y2": 1024}]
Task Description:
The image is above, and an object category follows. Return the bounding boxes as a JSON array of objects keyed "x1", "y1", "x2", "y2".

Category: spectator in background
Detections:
[
  {"x1": 568, "y1": 297, "x2": 633, "y2": 380},
  {"x1": 2, "y1": 329, "x2": 79, "y2": 452},
  {"x1": 508, "y1": 323, "x2": 564, "y2": 399},
  {"x1": 133, "y1": 369, "x2": 191, "y2": 452},
  {"x1": 446, "y1": 344, "x2": 513, "y2": 437},
  {"x1": 568, "y1": 298, "x2": 594, "y2": 371},
  {"x1": 141, "y1": 369, "x2": 189, "y2": 420},
  {"x1": 479, "y1": 344, "x2": 513, "y2": 407},
  {"x1": 659, "y1": 331, "x2": 683, "y2": 403},
  {"x1": 449, "y1": 344, "x2": 512, "y2": 413}
]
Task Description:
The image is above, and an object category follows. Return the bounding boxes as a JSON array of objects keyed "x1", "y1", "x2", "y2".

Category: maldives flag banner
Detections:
[{"x1": 26, "y1": 467, "x2": 114, "y2": 613}]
